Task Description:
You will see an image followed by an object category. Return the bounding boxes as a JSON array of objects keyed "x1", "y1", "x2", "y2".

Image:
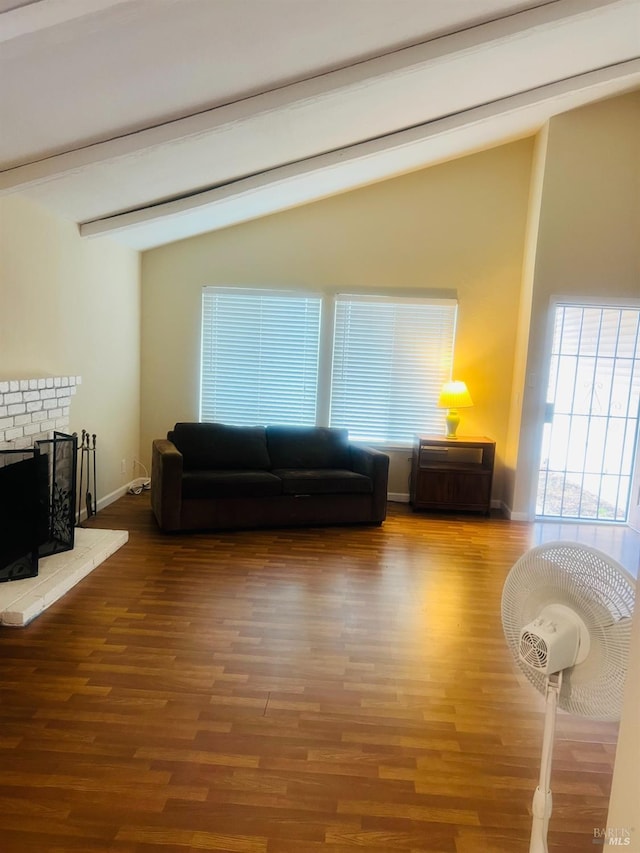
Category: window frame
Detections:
[
  {"x1": 200, "y1": 286, "x2": 458, "y2": 447},
  {"x1": 200, "y1": 286, "x2": 323, "y2": 427},
  {"x1": 328, "y1": 292, "x2": 458, "y2": 443}
]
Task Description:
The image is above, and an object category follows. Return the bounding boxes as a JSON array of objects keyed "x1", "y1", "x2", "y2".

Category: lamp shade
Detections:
[{"x1": 438, "y1": 381, "x2": 473, "y2": 410}]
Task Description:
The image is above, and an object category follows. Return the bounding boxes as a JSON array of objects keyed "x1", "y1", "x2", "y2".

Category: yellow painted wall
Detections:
[
  {"x1": 510, "y1": 91, "x2": 640, "y2": 518},
  {"x1": 141, "y1": 139, "x2": 535, "y2": 498},
  {"x1": 0, "y1": 196, "x2": 141, "y2": 502}
]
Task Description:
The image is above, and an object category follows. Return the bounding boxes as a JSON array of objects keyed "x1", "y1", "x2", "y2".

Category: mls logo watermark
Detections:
[{"x1": 593, "y1": 827, "x2": 633, "y2": 846}]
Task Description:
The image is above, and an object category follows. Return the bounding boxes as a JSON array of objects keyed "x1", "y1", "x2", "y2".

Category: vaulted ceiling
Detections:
[{"x1": 1, "y1": 0, "x2": 639, "y2": 250}]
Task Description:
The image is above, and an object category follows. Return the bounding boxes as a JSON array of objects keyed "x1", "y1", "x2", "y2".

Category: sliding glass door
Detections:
[{"x1": 536, "y1": 302, "x2": 640, "y2": 522}]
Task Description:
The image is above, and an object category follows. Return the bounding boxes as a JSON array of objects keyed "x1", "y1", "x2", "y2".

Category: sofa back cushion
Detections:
[
  {"x1": 266, "y1": 426, "x2": 350, "y2": 469},
  {"x1": 169, "y1": 422, "x2": 271, "y2": 471}
]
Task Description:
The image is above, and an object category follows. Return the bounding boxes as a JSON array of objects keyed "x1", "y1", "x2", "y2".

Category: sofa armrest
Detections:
[
  {"x1": 151, "y1": 438, "x2": 184, "y2": 531},
  {"x1": 349, "y1": 444, "x2": 390, "y2": 522}
]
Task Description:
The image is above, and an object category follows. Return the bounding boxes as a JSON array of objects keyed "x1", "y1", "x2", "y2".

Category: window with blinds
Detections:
[
  {"x1": 200, "y1": 288, "x2": 322, "y2": 426},
  {"x1": 200, "y1": 287, "x2": 457, "y2": 442},
  {"x1": 330, "y1": 295, "x2": 457, "y2": 442}
]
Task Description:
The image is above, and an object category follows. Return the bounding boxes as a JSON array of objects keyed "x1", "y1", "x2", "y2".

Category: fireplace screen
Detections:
[
  {"x1": 0, "y1": 432, "x2": 78, "y2": 582},
  {"x1": 36, "y1": 431, "x2": 78, "y2": 557}
]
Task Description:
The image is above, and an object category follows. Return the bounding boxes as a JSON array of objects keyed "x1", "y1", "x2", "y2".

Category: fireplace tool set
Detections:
[{"x1": 77, "y1": 429, "x2": 97, "y2": 525}]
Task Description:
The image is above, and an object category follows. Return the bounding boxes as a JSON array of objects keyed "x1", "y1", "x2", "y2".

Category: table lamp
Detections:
[{"x1": 438, "y1": 380, "x2": 473, "y2": 439}]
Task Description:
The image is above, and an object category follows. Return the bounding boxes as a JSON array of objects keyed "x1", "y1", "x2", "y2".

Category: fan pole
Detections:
[{"x1": 530, "y1": 671, "x2": 562, "y2": 853}]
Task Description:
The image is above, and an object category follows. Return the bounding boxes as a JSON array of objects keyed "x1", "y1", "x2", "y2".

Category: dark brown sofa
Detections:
[{"x1": 151, "y1": 422, "x2": 389, "y2": 532}]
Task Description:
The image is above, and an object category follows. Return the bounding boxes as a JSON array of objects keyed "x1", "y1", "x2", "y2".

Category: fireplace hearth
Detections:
[{"x1": 0, "y1": 432, "x2": 78, "y2": 582}]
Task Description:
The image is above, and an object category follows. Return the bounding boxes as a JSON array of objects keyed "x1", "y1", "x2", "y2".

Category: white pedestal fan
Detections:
[{"x1": 501, "y1": 541, "x2": 635, "y2": 853}]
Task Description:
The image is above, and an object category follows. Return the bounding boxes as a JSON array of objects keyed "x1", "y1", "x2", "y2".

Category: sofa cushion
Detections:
[
  {"x1": 182, "y1": 470, "x2": 282, "y2": 499},
  {"x1": 170, "y1": 422, "x2": 271, "y2": 471},
  {"x1": 273, "y1": 468, "x2": 372, "y2": 496},
  {"x1": 266, "y1": 426, "x2": 350, "y2": 469}
]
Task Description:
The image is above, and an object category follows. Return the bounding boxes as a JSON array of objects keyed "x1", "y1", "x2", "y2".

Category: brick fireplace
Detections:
[
  {"x1": 0, "y1": 375, "x2": 81, "y2": 450},
  {"x1": 0, "y1": 374, "x2": 129, "y2": 624},
  {"x1": 0, "y1": 376, "x2": 82, "y2": 582}
]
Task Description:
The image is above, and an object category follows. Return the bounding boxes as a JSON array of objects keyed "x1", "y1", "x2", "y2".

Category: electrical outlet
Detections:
[{"x1": 120, "y1": 458, "x2": 126, "y2": 474}]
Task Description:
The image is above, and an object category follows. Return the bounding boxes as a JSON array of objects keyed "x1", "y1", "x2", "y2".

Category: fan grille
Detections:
[
  {"x1": 502, "y1": 541, "x2": 635, "y2": 721},
  {"x1": 519, "y1": 631, "x2": 548, "y2": 669}
]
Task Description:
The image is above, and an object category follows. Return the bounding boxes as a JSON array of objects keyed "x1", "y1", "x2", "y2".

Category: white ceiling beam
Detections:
[
  {"x1": 1, "y1": 0, "x2": 636, "y2": 200},
  {"x1": 0, "y1": 0, "x2": 132, "y2": 43},
  {"x1": 80, "y1": 60, "x2": 640, "y2": 249}
]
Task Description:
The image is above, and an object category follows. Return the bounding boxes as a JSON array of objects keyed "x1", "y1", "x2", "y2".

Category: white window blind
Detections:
[
  {"x1": 200, "y1": 288, "x2": 322, "y2": 425},
  {"x1": 330, "y1": 295, "x2": 457, "y2": 442}
]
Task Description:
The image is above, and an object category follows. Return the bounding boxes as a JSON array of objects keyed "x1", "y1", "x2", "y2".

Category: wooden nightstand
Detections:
[{"x1": 410, "y1": 434, "x2": 495, "y2": 515}]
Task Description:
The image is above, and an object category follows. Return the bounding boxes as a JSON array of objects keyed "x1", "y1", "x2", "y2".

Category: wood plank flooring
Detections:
[{"x1": 0, "y1": 497, "x2": 619, "y2": 852}]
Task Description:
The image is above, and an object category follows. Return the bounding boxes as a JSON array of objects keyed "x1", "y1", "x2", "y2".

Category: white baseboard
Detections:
[
  {"x1": 82, "y1": 484, "x2": 520, "y2": 519},
  {"x1": 99, "y1": 484, "x2": 131, "y2": 512},
  {"x1": 77, "y1": 483, "x2": 130, "y2": 523},
  {"x1": 499, "y1": 501, "x2": 529, "y2": 521}
]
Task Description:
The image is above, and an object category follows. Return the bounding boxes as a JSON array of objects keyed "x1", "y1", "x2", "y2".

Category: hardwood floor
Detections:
[{"x1": 0, "y1": 497, "x2": 619, "y2": 852}]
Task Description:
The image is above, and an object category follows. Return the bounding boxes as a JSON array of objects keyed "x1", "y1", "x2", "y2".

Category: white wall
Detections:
[{"x1": 0, "y1": 196, "x2": 141, "y2": 503}]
